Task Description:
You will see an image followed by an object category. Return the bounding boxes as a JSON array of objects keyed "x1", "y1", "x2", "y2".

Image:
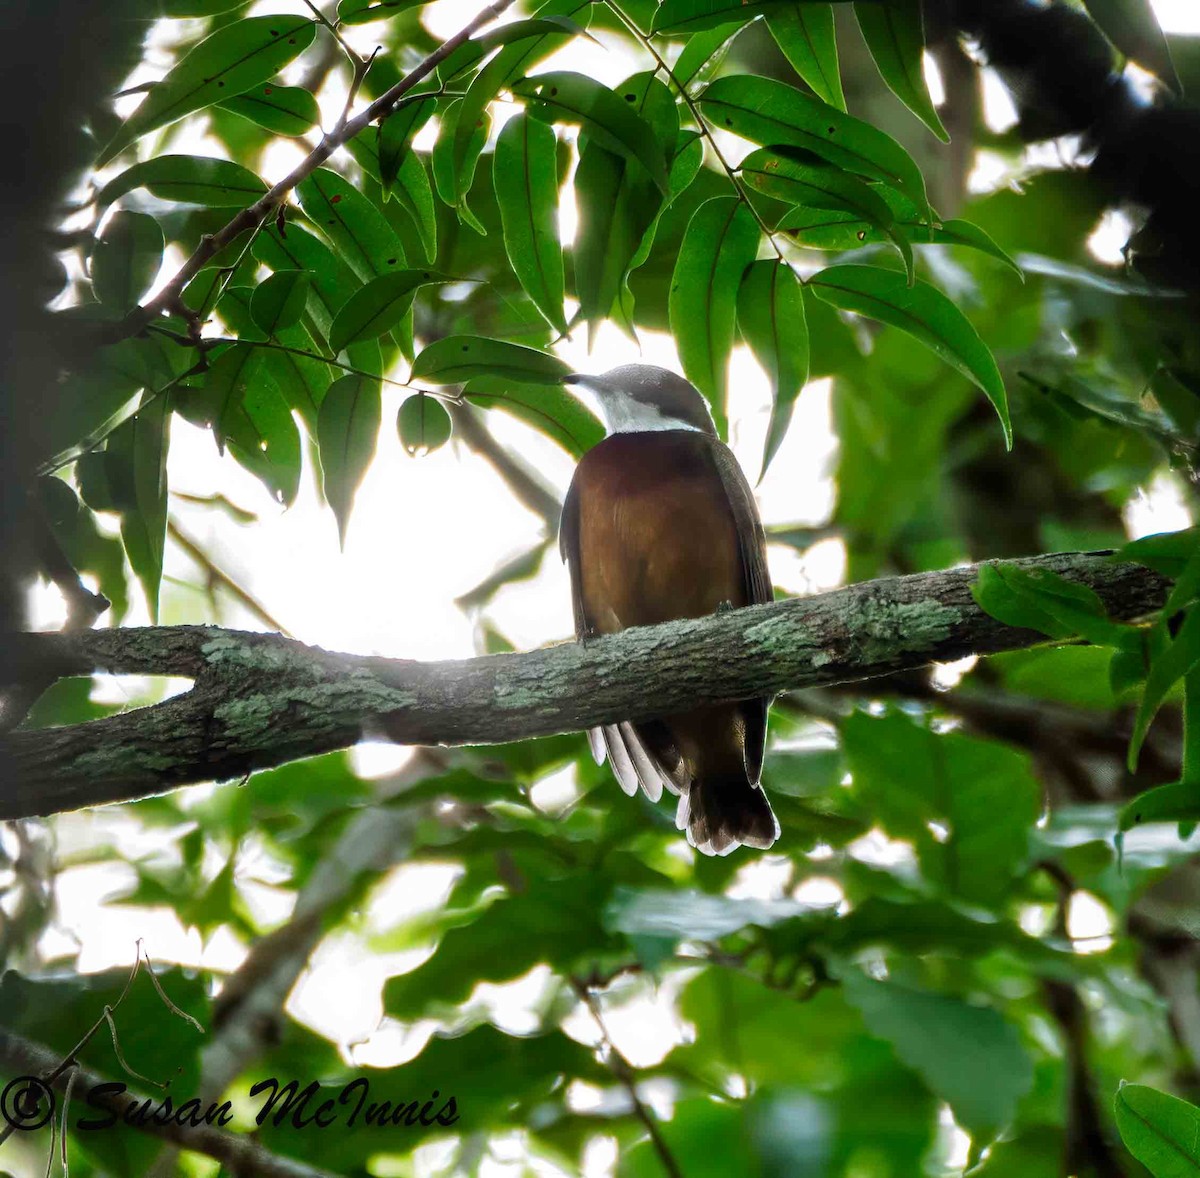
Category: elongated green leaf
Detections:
[
  {"x1": 347, "y1": 131, "x2": 438, "y2": 263},
  {"x1": 93, "y1": 211, "x2": 163, "y2": 310},
  {"x1": 512, "y1": 72, "x2": 670, "y2": 194},
  {"x1": 397, "y1": 393, "x2": 453, "y2": 457},
  {"x1": 208, "y1": 341, "x2": 266, "y2": 453},
  {"x1": 250, "y1": 270, "x2": 310, "y2": 336},
  {"x1": 809, "y1": 263, "x2": 1010, "y2": 445},
  {"x1": 854, "y1": 0, "x2": 948, "y2": 141},
  {"x1": 297, "y1": 167, "x2": 408, "y2": 280},
  {"x1": 411, "y1": 336, "x2": 569, "y2": 386},
  {"x1": 1115, "y1": 1083, "x2": 1200, "y2": 1174},
  {"x1": 218, "y1": 83, "x2": 320, "y2": 136},
  {"x1": 1130, "y1": 608, "x2": 1200, "y2": 769},
  {"x1": 767, "y1": 4, "x2": 845, "y2": 111},
  {"x1": 652, "y1": 0, "x2": 787, "y2": 33},
  {"x1": 741, "y1": 146, "x2": 912, "y2": 278},
  {"x1": 1083, "y1": 0, "x2": 1181, "y2": 93},
  {"x1": 318, "y1": 373, "x2": 381, "y2": 548},
  {"x1": 495, "y1": 114, "x2": 567, "y2": 334},
  {"x1": 377, "y1": 96, "x2": 436, "y2": 195},
  {"x1": 674, "y1": 23, "x2": 745, "y2": 89},
  {"x1": 700, "y1": 74, "x2": 928, "y2": 211},
  {"x1": 1118, "y1": 778, "x2": 1200, "y2": 832},
  {"x1": 432, "y1": 98, "x2": 490, "y2": 234},
  {"x1": 328, "y1": 269, "x2": 454, "y2": 354},
  {"x1": 337, "y1": 0, "x2": 425, "y2": 24},
  {"x1": 841, "y1": 970, "x2": 1032, "y2": 1135},
  {"x1": 466, "y1": 377, "x2": 604, "y2": 457},
  {"x1": 223, "y1": 370, "x2": 302, "y2": 506},
  {"x1": 105, "y1": 392, "x2": 170, "y2": 621},
  {"x1": 737, "y1": 260, "x2": 809, "y2": 479},
  {"x1": 98, "y1": 16, "x2": 316, "y2": 164},
  {"x1": 669, "y1": 196, "x2": 760, "y2": 433},
  {"x1": 96, "y1": 155, "x2": 267, "y2": 210},
  {"x1": 1118, "y1": 527, "x2": 1200, "y2": 581},
  {"x1": 574, "y1": 73, "x2": 678, "y2": 338}
]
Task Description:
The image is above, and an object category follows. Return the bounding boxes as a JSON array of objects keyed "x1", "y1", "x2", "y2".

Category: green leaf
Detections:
[
  {"x1": 512, "y1": 72, "x2": 670, "y2": 194},
  {"x1": 1117, "y1": 527, "x2": 1200, "y2": 580},
  {"x1": 465, "y1": 376, "x2": 604, "y2": 457},
  {"x1": 573, "y1": 73, "x2": 680, "y2": 339},
  {"x1": 652, "y1": 0, "x2": 789, "y2": 34},
  {"x1": 843, "y1": 710, "x2": 1040, "y2": 907},
  {"x1": 670, "y1": 196, "x2": 760, "y2": 435},
  {"x1": 98, "y1": 16, "x2": 317, "y2": 164},
  {"x1": 208, "y1": 342, "x2": 265, "y2": 453},
  {"x1": 674, "y1": 23, "x2": 745, "y2": 89},
  {"x1": 741, "y1": 146, "x2": 913, "y2": 278},
  {"x1": 105, "y1": 393, "x2": 170, "y2": 622},
  {"x1": 1130, "y1": 607, "x2": 1200, "y2": 769},
  {"x1": 1115, "y1": 1084, "x2": 1200, "y2": 1174},
  {"x1": 767, "y1": 4, "x2": 845, "y2": 111},
  {"x1": 495, "y1": 114, "x2": 567, "y2": 334},
  {"x1": 377, "y1": 96, "x2": 436, "y2": 196},
  {"x1": 296, "y1": 167, "x2": 409, "y2": 280},
  {"x1": 337, "y1": 0, "x2": 428, "y2": 24},
  {"x1": 971, "y1": 563, "x2": 1132, "y2": 648},
  {"x1": 1118, "y1": 778, "x2": 1200, "y2": 833},
  {"x1": 397, "y1": 393, "x2": 453, "y2": 456},
  {"x1": 328, "y1": 269, "x2": 454, "y2": 354},
  {"x1": 605, "y1": 886, "x2": 812, "y2": 942},
  {"x1": 390, "y1": 152, "x2": 438, "y2": 264},
  {"x1": 411, "y1": 335, "x2": 570, "y2": 385},
  {"x1": 317, "y1": 373, "x2": 381, "y2": 548},
  {"x1": 700, "y1": 74, "x2": 929, "y2": 211},
  {"x1": 96, "y1": 155, "x2": 268, "y2": 209},
  {"x1": 432, "y1": 97, "x2": 490, "y2": 234},
  {"x1": 809, "y1": 263, "x2": 1011, "y2": 446},
  {"x1": 840, "y1": 969, "x2": 1032, "y2": 1135},
  {"x1": 218, "y1": 82, "x2": 321, "y2": 136},
  {"x1": 854, "y1": 0, "x2": 949, "y2": 141},
  {"x1": 1082, "y1": 0, "x2": 1181, "y2": 93},
  {"x1": 92, "y1": 211, "x2": 163, "y2": 310},
  {"x1": 250, "y1": 270, "x2": 310, "y2": 336},
  {"x1": 737, "y1": 260, "x2": 809, "y2": 479}
]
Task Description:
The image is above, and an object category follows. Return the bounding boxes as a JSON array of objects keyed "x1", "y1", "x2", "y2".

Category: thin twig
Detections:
[
  {"x1": 106, "y1": 0, "x2": 521, "y2": 345},
  {"x1": 301, "y1": 0, "x2": 361, "y2": 69},
  {"x1": 167, "y1": 518, "x2": 292, "y2": 637},
  {"x1": 569, "y1": 976, "x2": 684, "y2": 1178}
]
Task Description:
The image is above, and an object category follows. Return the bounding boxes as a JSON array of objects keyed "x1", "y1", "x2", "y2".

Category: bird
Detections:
[{"x1": 559, "y1": 364, "x2": 780, "y2": 856}]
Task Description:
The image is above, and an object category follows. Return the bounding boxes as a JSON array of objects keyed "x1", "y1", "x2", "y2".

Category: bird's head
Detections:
[{"x1": 563, "y1": 364, "x2": 716, "y2": 437}]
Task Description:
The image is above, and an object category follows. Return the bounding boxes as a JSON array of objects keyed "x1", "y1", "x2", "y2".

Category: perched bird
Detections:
[{"x1": 560, "y1": 365, "x2": 779, "y2": 856}]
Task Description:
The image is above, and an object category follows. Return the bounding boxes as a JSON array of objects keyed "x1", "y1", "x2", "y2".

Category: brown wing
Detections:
[
  {"x1": 707, "y1": 438, "x2": 772, "y2": 785},
  {"x1": 560, "y1": 469, "x2": 677, "y2": 800}
]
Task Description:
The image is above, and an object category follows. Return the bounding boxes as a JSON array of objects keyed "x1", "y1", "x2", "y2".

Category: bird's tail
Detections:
[{"x1": 677, "y1": 773, "x2": 779, "y2": 856}]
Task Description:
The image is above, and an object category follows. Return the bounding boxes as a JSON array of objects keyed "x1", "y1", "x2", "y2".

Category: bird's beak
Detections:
[{"x1": 561, "y1": 372, "x2": 586, "y2": 386}]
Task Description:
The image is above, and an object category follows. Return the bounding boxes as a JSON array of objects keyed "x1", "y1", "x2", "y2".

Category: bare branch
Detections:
[{"x1": 0, "y1": 552, "x2": 1170, "y2": 819}]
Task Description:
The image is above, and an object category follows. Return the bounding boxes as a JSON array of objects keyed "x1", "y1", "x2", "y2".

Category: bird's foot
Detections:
[{"x1": 715, "y1": 600, "x2": 735, "y2": 615}]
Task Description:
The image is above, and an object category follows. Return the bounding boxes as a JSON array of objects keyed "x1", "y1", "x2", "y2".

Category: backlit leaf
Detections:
[
  {"x1": 93, "y1": 211, "x2": 163, "y2": 310},
  {"x1": 700, "y1": 74, "x2": 929, "y2": 211},
  {"x1": 377, "y1": 96, "x2": 436, "y2": 196},
  {"x1": 328, "y1": 269, "x2": 455, "y2": 354},
  {"x1": 854, "y1": 0, "x2": 949, "y2": 140},
  {"x1": 318, "y1": 373, "x2": 381, "y2": 548},
  {"x1": 1083, "y1": 0, "x2": 1181, "y2": 93},
  {"x1": 766, "y1": 4, "x2": 845, "y2": 111},
  {"x1": 218, "y1": 83, "x2": 320, "y2": 136},
  {"x1": 809, "y1": 263, "x2": 1010, "y2": 445},
  {"x1": 411, "y1": 336, "x2": 570, "y2": 386},
  {"x1": 397, "y1": 393, "x2": 453, "y2": 456},
  {"x1": 466, "y1": 376, "x2": 604, "y2": 457},
  {"x1": 737, "y1": 259, "x2": 809, "y2": 479},
  {"x1": 652, "y1": 0, "x2": 788, "y2": 34},
  {"x1": 98, "y1": 16, "x2": 317, "y2": 164},
  {"x1": 495, "y1": 114, "x2": 567, "y2": 334},
  {"x1": 96, "y1": 155, "x2": 267, "y2": 209},
  {"x1": 513, "y1": 72, "x2": 670, "y2": 194},
  {"x1": 250, "y1": 270, "x2": 310, "y2": 337},
  {"x1": 297, "y1": 167, "x2": 409, "y2": 280},
  {"x1": 1115, "y1": 1083, "x2": 1200, "y2": 1174},
  {"x1": 669, "y1": 196, "x2": 760, "y2": 434}
]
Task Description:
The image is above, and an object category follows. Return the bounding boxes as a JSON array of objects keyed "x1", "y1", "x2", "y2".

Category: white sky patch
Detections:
[
  {"x1": 922, "y1": 50, "x2": 946, "y2": 107},
  {"x1": 1125, "y1": 470, "x2": 1193, "y2": 539},
  {"x1": 1088, "y1": 208, "x2": 1134, "y2": 266},
  {"x1": 1068, "y1": 891, "x2": 1115, "y2": 954},
  {"x1": 1153, "y1": 0, "x2": 1200, "y2": 33},
  {"x1": 980, "y1": 69, "x2": 1019, "y2": 134}
]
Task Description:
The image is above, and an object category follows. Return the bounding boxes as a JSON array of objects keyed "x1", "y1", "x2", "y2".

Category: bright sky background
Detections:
[{"x1": 21, "y1": 8, "x2": 1200, "y2": 1173}]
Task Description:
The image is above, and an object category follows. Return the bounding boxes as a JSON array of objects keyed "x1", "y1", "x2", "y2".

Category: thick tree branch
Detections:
[{"x1": 1, "y1": 552, "x2": 1168, "y2": 819}]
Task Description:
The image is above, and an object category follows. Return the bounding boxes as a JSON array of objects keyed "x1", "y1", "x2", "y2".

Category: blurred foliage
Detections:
[{"x1": 6, "y1": 1, "x2": 1200, "y2": 1176}]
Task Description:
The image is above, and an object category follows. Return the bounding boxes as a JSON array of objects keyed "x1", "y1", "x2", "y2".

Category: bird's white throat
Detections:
[{"x1": 593, "y1": 390, "x2": 702, "y2": 435}]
